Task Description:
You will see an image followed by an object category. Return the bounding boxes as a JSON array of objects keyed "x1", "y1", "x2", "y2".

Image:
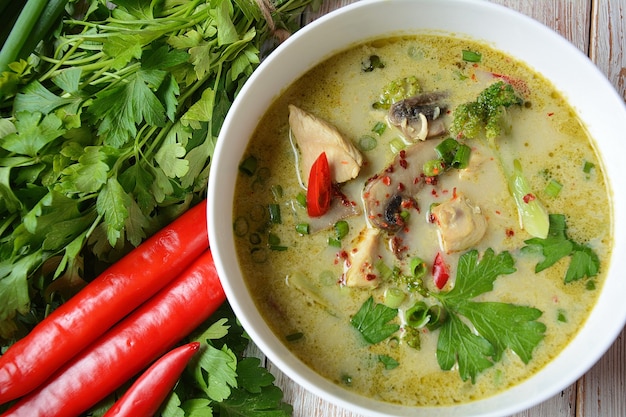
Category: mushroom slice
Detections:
[
  {"x1": 388, "y1": 91, "x2": 448, "y2": 141},
  {"x1": 363, "y1": 138, "x2": 443, "y2": 232},
  {"x1": 288, "y1": 104, "x2": 363, "y2": 184},
  {"x1": 431, "y1": 192, "x2": 487, "y2": 253},
  {"x1": 344, "y1": 227, "x2": 382, "y2": 288}
]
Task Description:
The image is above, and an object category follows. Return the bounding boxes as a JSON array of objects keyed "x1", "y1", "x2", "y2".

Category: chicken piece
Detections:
[
  {"x1": 288, "y1": 105, "x2": 363, "y2": 184},
  {"x1": 431, "y1": 193, "x2": 487, "y2": 253},
  {"x1": 344, "y1": 227, "x2": 381, "y2": 288},
  {"x1": 388, "y1": 91, "x2": 448, "y2": 141},
  {"x1": 363, "y1": 137, "x2": 443, "y2": 232}
]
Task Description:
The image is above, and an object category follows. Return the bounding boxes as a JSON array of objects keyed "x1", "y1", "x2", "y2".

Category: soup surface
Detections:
[{"x1": 232, "y1": 34, "x2": 612, "y2": 406}]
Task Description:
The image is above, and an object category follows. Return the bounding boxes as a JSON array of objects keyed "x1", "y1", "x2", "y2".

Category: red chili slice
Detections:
[
  {"x1": 432, "y1": 252, "x2": 450, "y2": 289},
  {"x1": 307, "y1": 152, "x2": 332, "y2": 217}
]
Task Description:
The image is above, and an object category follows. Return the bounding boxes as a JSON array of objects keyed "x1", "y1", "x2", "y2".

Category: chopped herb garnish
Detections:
[
  {"x1": 351, "y1": 296, "x2": 400, "y2": 344},
  {"x1": 378, "y1": 354, "x2": 400, "y2": 370},
  {"x1": 295, "y1": 223, "x2": 309, "y2": 235},
  {"x1": 583, "y1": 160, "x2": 595, "y2": 174},
  {"x1": 271, "y1": 184, "x2": 283, "y2": 199},
  {"x1": 268, "y1": 204, "x2": 281, "y2": 224},
  {"x1": 523, "y1": 214, "x2": 600, "y2": 283},
  {"x1": 295, "y1": 192, "x2": 307, "y2": 208},
  {"x1": 462, "y1": 49, "x2": 482, "y2": 62},
  {"x1": 372, "y1": 121, "x2": 387, "y2": 135},
  {"x1": 334, "y1": 220, "x2": 349, "y2": 240}
]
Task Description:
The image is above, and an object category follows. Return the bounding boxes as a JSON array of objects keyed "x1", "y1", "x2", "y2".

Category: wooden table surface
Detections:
[{"x1": 252, "y1": 1, "x2": 626, "y2": 416}]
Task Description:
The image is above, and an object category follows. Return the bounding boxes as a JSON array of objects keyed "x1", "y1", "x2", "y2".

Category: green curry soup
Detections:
[{"x1": 232, "y1": 35, "x2": 612, "y2": 406}]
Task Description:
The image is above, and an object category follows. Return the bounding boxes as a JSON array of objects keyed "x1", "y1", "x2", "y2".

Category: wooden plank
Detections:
[{"x1": 590, "y1": 0, "x2": 626, "y2": 99}]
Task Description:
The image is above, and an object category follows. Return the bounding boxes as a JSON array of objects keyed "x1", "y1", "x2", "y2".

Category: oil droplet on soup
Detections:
[{"x1": 232, "y1": 35, "x2": 612, "y2": 406}]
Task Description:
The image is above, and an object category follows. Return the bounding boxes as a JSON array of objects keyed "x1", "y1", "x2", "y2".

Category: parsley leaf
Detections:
[
  {"x1": 217, "y1": 385, "x2": 293, "y2": 417},
  {"x1": 441, "y1": 248, "x2": 516, "y2": 302},
  {"x1": 434, "y1": 249, "x2": 545, "y2": 383},
  {"x1": 351, "y1": 296, "x2": 400, "y2": 344},
  {"x1": 437, "y1": 314, "x2": 495, "y2": 383},
  {"x1": 524, "y1": 214, "x2": 600, "y2": 283}
]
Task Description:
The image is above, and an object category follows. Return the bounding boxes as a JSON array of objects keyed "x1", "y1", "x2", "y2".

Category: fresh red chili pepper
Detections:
[
  {"x1": 432, "y1": 252, "x2": 450, "y2": 290},
  {"x1": 0, "y1": 200, "x2": 209, "y2": 406},
  {"x1": 1, "y1": 250, "x2": 225, "y2": 417},
  {"x1": 306, "y1": 152, "x2": 332, "y2": 217},
  {"x1": 103, "y1": 342, "x2": 201, "y2": 417}
]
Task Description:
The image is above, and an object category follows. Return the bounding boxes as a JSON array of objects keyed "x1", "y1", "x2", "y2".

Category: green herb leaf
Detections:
[
  {"x1": 217, "y1": 385, "x2": 292, "y2": 417},
  {"x1": 457, "y1": 302, "x2": 546, "y2": 363},
  {"x1": 351, "y1": 296, "x2": 400, "y2": 344},
  {"x1": 523, "y1": 214, "x2": 600, "y2": 283},
  {"x1": 440, "y1": 248, "x2": 516, "y2": 302},
  {"x1": 437, "y1": 314, "x2": 495, "y2": 383},
  {"x1": 378, "y1": 354, "x2": 400, "y2": 370},
  {"x1": 434, "y1": 249, "x2": 545, "y2": 383},
  {"x1": 195, "y1": 344, "x2": 238, "y2": 403}
]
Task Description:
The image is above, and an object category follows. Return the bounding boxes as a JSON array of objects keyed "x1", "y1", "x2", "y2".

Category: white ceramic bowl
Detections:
[{"x1": 208, "y1": 1, "x2": 626, "y2": 415}]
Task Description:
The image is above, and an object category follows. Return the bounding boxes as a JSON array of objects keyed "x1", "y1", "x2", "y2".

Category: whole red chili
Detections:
[
  {"x1": 306, "y1": 152, "x2": 332, "y2": 217},
  {"x1": 0, "y1": 201, "x2": 210, "y2": 405},
  {"x1": 0, "y1": 250, "x2": 225, "y2": 417},
  {"x1": 103, "y1": 342, "x2": 201, "y2": 417}
]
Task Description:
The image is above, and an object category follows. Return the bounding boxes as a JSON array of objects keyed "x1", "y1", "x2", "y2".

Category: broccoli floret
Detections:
[
  {"x1": 450, "y1": 81, "x2": 523, "y2": 139},
  {"x1": 372, "y1": 76, "x2": 421, "y2": 110}
]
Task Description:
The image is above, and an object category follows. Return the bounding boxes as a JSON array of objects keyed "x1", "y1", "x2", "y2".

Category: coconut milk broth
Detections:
[{"x1": 233, "y1": 35, "x2": 612, "y2": 405}]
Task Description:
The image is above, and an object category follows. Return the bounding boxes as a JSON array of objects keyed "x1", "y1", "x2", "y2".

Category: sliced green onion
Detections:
[
  {"x1": 583, "y1": 160, "x2": 595, "y2": 174},
  {"x1": 268, "y1": 203, "x2": 281, "y2": 224},
  {"x1": 334, "y1": 220, "x2": 349, "y2": 240},
  {"x1": 286, "y1": 332, "x2": 304, "y2": 342},
  {"x1": 295, "y1": 192, "x2": 307, "y2": 208},
  {"x1": 423, "y1": 159, "x2": 445, "y2": 177},
  {"x1": 271, "y1": 184, "x2": 283, "y2": 199},
  {"x1": 409, "y1": 257, "x2": 427, "y2": 278},
  {"x1": 405, "y1": 301, "x2": 430, "y2": 328},
  {"x1": 328, "y1": 237, "x2": 341, "y2": 248},
  {"x1": 295, "y1": 223, "x2": 310, "y2": 235},
  {"x1": 233, "y1": 216, "x2": 248, "y2": 237},
  {"x1": 375, "y1": 259, "x2": 394, "y2": 280},
  {"x1": 462, "y1": 49, "x2": 482, "y2": 62},
  {"x1": 358, "y1": 134, "x2": 377, "y2": 151},
  {"x1": 238, "y1": 155, "x2": 258, "y2": 176},
  {"x1": 372, "y1": 121, "x2": 387, "y2": 135},
  {"x1": 390, "y1": 138, "x2": 406, "y2": 153},
  {"x1": 544, "y1": 179, "x2": 563, "y2": 197},
  {"x1": 383, "y1": 287, "x2": 405, "y2": 308},
  {"x1": 250, "y1": 247, "x2": 268, "y2": 263},
  {"x1": 425, "y1": 305, "x2": 447, "y2": 330},
  {"x1": 249, "y1": 233, "x2": 261, "y2": 245},
  {"x1": 270, "y1": 245, "x2": 288, "y2": 251},
  {"x1": 435, "y1": 138, "x2": 459, "y2": 164},
  {"x1": 400, "y1": 210, "x2": 410, "y2": 222},
  {"x1": 451, "y1": 144, "x2": 471, "y2": 169}
]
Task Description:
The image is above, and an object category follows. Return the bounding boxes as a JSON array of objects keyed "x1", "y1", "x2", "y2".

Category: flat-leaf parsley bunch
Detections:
[{"x1": 0, "y1": 0, "x2": 316, "y2": 338}]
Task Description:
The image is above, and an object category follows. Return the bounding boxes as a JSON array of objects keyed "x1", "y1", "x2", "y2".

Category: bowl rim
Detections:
[{"x1": 208, "y1": 0, "x2": 626, "y2": 416}]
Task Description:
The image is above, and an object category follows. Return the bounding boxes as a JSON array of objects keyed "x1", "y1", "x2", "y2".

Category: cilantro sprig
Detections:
[{"x1": 523, "y1": 214, "x2": 600, "y2": 283}]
